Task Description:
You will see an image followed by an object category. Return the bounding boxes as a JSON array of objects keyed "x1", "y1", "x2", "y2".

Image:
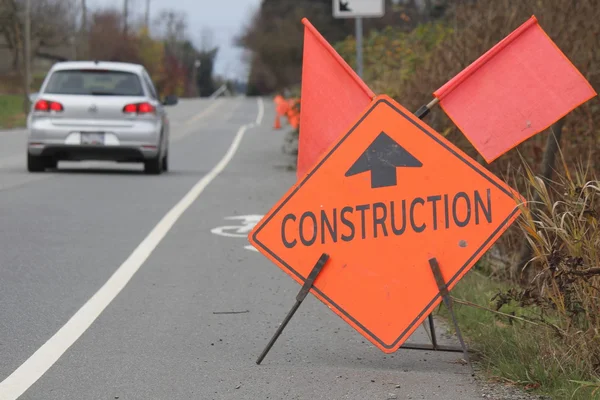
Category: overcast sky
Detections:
[{"x1": 87, "y1": 0, "x2": 262, "y2": 81}]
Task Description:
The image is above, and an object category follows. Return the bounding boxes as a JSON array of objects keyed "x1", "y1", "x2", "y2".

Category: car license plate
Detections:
[{"x1": 81, "y1": 132, "x2": 104, "y2": 145}]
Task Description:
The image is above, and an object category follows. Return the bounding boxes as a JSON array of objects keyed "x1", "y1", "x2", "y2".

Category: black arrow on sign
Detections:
[
  {"x1": 345, "y1": 131, "x2": 423, "y2": 189},
  {"x1": 339, "y1": 1, "x2": 351, "y2": 11}
]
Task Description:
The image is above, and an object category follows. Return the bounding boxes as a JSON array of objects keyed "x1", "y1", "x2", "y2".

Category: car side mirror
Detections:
[
  {"x1": 162, "y1": 95, "x2": 178, "y2": 106},
  {"x1": 29, "y1": 92, "x2": 38, "y2": 103}
]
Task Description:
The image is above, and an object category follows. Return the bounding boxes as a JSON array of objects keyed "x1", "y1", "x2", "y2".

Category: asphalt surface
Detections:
[{"x1": 0, "y1": 97, "x2": 484, "y2": 399}]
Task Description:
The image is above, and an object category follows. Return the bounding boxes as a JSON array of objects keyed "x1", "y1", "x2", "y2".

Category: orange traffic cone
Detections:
[{"x1": 274, "y1": 115, "x2": 281, "y2": 129}]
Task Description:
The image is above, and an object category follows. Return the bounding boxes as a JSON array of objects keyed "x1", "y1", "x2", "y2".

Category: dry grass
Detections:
[
  {"x1": 441, "y1": 152, "x2": 600, "y2": 399},
  {"x1": 513, "y1": 152, "x2": 600, "y2": 378},
  {"x1": 321, "y1": 0, "x2": 600, "y2": 396},
  {"x1": 370, "y1": 0, "x2": 600, "y2": 275}
]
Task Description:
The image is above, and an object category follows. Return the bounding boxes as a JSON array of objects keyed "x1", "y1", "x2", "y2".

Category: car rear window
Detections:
[{"x1": 43, "y1": 69, "x2": 145, "y2": 96}]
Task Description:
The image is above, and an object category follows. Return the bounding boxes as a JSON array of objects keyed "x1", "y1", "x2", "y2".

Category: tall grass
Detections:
[
  {"x1": 515, "y1": 152, "x2": 600, "y2": 384},
  {"x1": 328, "y1": 0, "x2": 600, "y2": 396},
  {"x1": 444, "y1": 151, "x2": 600, "y2": 399}
]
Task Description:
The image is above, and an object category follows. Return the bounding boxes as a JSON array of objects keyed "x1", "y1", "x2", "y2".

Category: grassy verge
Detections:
[
  {"x1": 0, "y1": 95, "x2": 27, "y2": 129},
  {"x1": 438, "y1": 267, "x2": 600, "y2": 400},
  {"x1": 0, "y1": 72, "x2": 46, "y2": 130}
]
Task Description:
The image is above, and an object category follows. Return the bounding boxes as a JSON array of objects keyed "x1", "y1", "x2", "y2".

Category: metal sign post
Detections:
[
  {"x1": 355, "y1": 17, "x2": 363, "y2": 77},
  {"x1": 332, "y1": 0, "x2": 385, "y2": 78}
]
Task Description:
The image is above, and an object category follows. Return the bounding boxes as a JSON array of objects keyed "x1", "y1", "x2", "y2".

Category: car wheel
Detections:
[
  {"x1": 27, "y1": 153, "x2": 47, "y2": 172},
  {"x1": 162, "y1": 151, "x2": 168, "y2": 172},
  {"x1": 144, "y1": 156, "x2": 162, "y2": 175}
]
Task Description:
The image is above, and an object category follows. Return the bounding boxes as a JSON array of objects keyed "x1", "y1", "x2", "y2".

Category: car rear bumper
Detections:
[
  {"x1": 28, "y1": 144, "x2": 157, "y2": 162},
  {"x1": 27, "y1": 118, "x2": 162, "y2": 161}
]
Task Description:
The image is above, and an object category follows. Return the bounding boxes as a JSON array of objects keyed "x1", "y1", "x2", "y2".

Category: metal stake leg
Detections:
[
  {"x1": 428, "y1": 257, "x2": 474, "y2": 375},
  {"x1": 428, "y1": 314, "x2": 438, "y2": 349},
  {"x1": 256, "y1": 253, "x2": 330, "y2": 365}
]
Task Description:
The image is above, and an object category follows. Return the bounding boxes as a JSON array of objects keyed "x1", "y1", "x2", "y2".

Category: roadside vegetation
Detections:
[
  {"x1": 338, "y1": 2, "x2": 600, "y2": 398},
  {"x1": 0, "y1": 73, "x2": 45, "y2": 129},
  {"x1": 439, "y1": 154, "x2": 600, "y2": 400},
  {"x1": 0, "y1": 95, "x2": 26, "y2": 129},
  {"x1": 0, "y1": 0, "x2": 235, "y2": 129},
  {"x1": 239, "y1": 0, "x2": 599, "y2": 398}
]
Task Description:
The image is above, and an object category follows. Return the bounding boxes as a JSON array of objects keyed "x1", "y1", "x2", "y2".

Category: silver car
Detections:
[{"x1": 26, "y1": 61, "x2": 177, "y2": 174}]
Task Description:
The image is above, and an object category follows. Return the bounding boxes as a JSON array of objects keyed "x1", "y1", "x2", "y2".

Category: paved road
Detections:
[{"x1": 0, "y1": 97, "x2": 483, "y2": 399}]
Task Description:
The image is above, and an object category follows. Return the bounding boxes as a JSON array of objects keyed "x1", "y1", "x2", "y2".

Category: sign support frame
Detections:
[
  {"x1": 256, "y1": 253, "x2": 330, "y2": 365},
  {"x1": 426, "y1": 257, "x2": 473, "y2": 375},
  {"x1": 255, "y1": 253, "x2": 473, "y2": 367},
  {"x1": 396, "y1": 102, "x2": 471, "y2": 360},
  {"x1": 254, "y1": 102, "x2": 477, "y2": 367}
]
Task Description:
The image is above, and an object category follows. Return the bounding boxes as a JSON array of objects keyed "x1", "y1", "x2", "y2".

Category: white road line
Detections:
[
  {"x1": 0, "y1": 98, "x2": 260, "y2": 400},
  {"x1": 184, "y1": 98, "x2": 224, "y2": 126},
  {"x1": 256, "y1": 97, "x2": 264, "y2": 125}
]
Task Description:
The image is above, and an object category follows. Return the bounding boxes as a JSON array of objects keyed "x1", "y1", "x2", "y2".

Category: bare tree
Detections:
[
  {"x1": 0, "y1": 0, "x2": 78, "y2": 71},
  {"x1": 155, "y1": 9, "x2": 187, "y2": 42},
  {"x1": 155, "y1": 9, "x2": 187, "y2": 59}
]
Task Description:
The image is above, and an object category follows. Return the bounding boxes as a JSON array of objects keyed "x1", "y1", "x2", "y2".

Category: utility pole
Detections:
[
  {"x1": 70, "y1": 36, "x2": 76, "y2": 60},
  {"x1": 80, "y1": 0, "x2": 88, "y2": 58},
  {"x1": 145, "y1": 0, "x2": 150, "y2": 29},
  {"x1": 81, "y1": 0, "x2": 87, "y2": 31},
  {"x1": 123, "y1": 0, "x2": 129, "y2": 36},
  {"x1": 23, "y1": 0, "x2": 31, "y2": 113}
]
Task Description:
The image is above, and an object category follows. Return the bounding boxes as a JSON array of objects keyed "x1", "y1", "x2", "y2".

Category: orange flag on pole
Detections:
[
  {"x1": 297, "y1": 18, "x2": 375, "y2": 179},
  {"x1": 433, "y1": 16, "x2": 597, "y2": 163}
]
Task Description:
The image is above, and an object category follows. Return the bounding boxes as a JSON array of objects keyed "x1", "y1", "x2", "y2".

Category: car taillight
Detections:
[
  {"x1": 49, "y1": 101, "x2": 63, "y2": 111},
  {"x1": 123, "y1": 104, "x2": 137, "y2": 113},
  {"x1": 138, "y1": 102, "x2": 154, "y2": 113},
  {"x1": 123, "y1": 102, "x2": 155, "y2": 114},
  {"x1": 34, "y1": 100, "x2": 63, "y2": 112}
]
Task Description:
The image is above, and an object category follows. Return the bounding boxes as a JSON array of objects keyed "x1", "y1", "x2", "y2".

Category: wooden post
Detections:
[
  {"x1": 145, "y1": 0, "x2": 151, "y2": 29},
  {"x1": 123, "y1": 0, "x2": 129, "y2": 36},
  {"x1": 23, "y1": 0, "x2": 31, "y2": 113}
]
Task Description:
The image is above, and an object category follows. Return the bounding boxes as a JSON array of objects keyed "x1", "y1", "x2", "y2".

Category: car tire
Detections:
[
  {"x1": 27, "y1": 153, "x2": 47, "y2": 172},
  {"x1": 144, "y1": 156, "x2": 162, "y2": 175},
  {"x1": 162, "y1": 151, "x2": 168, "y2": 172}
]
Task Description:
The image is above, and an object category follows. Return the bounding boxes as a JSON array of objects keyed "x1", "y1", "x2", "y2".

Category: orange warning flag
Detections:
[
  {"x1": 297, "y1": 18, "x2": 375, "y2": 179},
  {"x1": 434, "y1": 15, "x2": 597, "y2": 163}
]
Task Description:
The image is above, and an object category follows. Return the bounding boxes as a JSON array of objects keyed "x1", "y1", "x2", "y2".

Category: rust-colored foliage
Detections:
[
  {"x1": 86, "y1": 9, "x2": 190, "y2": 98},
  {"x1": 398, "y1": 0, "x2": 599, "y2": 180},
  {"x1": 353, "y1": 0, "x2": 599, "y2": 275}
]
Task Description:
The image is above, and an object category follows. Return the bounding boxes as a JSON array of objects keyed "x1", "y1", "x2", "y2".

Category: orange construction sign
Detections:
[{"x1": 249, "y1": 95, "x2": 525, "y2": 353}]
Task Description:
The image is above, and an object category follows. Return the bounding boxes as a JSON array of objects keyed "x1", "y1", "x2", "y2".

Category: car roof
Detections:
[{"x1": 49, "y1": 61, "x2": 145, "y2": 74}]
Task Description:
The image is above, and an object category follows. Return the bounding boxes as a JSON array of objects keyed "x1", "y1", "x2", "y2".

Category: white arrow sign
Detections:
[{"x1": 332, "y1": 0, "x2": 385, "y2": 18}]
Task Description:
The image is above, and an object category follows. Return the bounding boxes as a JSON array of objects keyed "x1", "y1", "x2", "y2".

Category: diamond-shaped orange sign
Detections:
[{"x1": 249, "y1": 95, "x2": 524, "y2": 353}]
